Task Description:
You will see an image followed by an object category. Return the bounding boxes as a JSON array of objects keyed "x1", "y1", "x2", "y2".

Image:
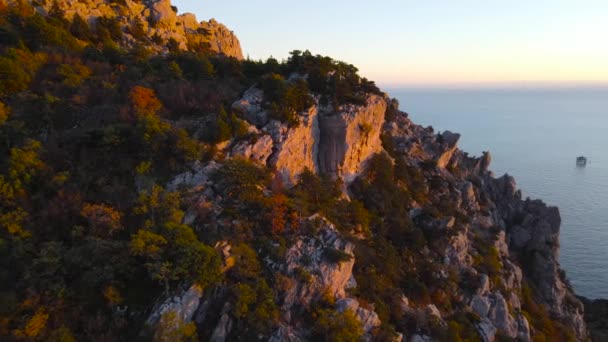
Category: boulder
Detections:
[
  {"x1": 179, "y1": 12, "x2": 199, "y2": 31},
  {"x1": 336, "y1": 298, "x2": 381, "y2": 337},
  {"x1": 434, "y1": 130, "x2": 460, "y2": 168},
  {"x1": 471, "y1": 295, "x2": 491, "y2": 317},
  {"x1": 199, "y1": 18, "x2": 244, "y2": 60},
  {"x1": 230, "y1": 134, "x2": 274, "y2": 164},
  {"x1": 488, "y1": 293, "x2": 518, "y2": 337},
  {"x1": 148, "y1": 0, "x2": 178, "y2": 29},
  {"x1": 210, "y1": 304, "x2": 233, "y2": 342},
  {"x1": 232, "y1": 87, "x2": 268, "y2": 127},
  {"x1": 146, "y1": 284, "x2": 203, "y2": 327},
  {"x1": 477, "y1": 317, "x2": 497, "y2": 342},
  {"x1": 281, "y1": 216, "x2": 355, "y2": 306},
  {"x1": 167, "y1": 161, "x2": 220, "y2": 192}
]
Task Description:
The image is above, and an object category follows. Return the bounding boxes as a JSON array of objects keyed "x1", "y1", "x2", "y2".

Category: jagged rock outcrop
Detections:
[
  {"x1": 167, "y1": 160, "x2": 220, "y2": 192},
  {"x1": 147, "y1": 40, "x2": 588, "y2": 342},
  {"x1": 232, "y1": 87, "x2": 268, "y2": 127},
  {"x1": 230, "y1": 134, "x2": 274, "y2": 164},
  {"x1": 434, "y1": 130, "x2": 460, "y2": 168},
  {"x1": 199, "y1": 18, "x2": 244, "y2": 60},
  {"x1": 269, "y1": 215, "x2": 382, "y2": 340},
  {"x1": 231, "y1": 88, "x2": 388, "y2": 186},
  {"x1": 157, "y1": 99, "x2": 587, "y2": 341},
  {"x1": 145, "y1": 284, "x2": 203, "y2": 335},
  {"x1": 488, "y1": 184, "x2": 587, "y2": 339},
  {"x1": 471, "y1": 292, "x2": 529, "y2": 340},
  {"x1": 336, "y1": 298, "x2": 381, "y2": 339},
  {"x1": 384, "y1": 110, "x2": 587, "y2": 340},
  {"x1": 279, "y1": 216, "x2": 356, "y2": 307},
  {"x1": 25, "y1": 0, "x2": 243, "y2": 58},
  {"x1": 209, "y1": 303, "x2": 233, "y2": 342}
]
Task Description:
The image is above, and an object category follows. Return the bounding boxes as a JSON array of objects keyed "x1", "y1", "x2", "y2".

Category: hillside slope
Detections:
[{"x1": 0, "y1": 1, "x2": 587, "y2": 341}]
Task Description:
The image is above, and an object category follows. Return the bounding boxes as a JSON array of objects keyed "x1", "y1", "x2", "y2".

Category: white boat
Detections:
[{"x1": 576, "y1": 156, "x2": 587, "y2": 166}]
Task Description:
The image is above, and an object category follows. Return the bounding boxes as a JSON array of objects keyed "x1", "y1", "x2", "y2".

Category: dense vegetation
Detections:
[
  {"x1": 0, "y1": 2, "x2": 578, "y2": 341},
  {"x1": 0, "y1": 2, "x2": 387, "y2": 340}
]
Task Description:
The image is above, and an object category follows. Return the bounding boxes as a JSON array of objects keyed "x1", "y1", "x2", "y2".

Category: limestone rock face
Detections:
[
  {"x1": 199, "y1": 18, "x2": 244, "y2": 60},
  {"x1": 230, "y1": 134, "x2": 274, "y2": 165},
  {"x1": 148, "y1": 0, "x2": 177, "y2": 29},
  {"x1": 477, "y1": 318, "x2": 497, "y2": 342},
  {"x1": 146, "y1": 284, "x2": 203, "y2": 327},
  {"x1": 231, "y1": 87, "x2": 268, "y2": 127},
  {"x1": 318, "y1": 95, "x2": 387, "y2": 182},
  {"x1": 266, "y1": 106, "x2": 320, "y2": 186},
  {"x1": 485, "y1": 176, "x2": 587, "y2": 339},
  {"x1": 281, "y1": 216, "x2": 355, "y2": 305},
  {"x1": 209, "y1": 303, "x2": 233, "y2": 342},
  {"x1": 27, "y1": 0, "x2": 243, "y2": 59},
  {"x1": 167, "y1": 161, "x2": 220, "y2": 192},
  {"x1": 269, "y1": 215, "x2": 382, "y2": 339},
  {"x1": 232, "y1": 89, "x2": 389, "y2": 186}
]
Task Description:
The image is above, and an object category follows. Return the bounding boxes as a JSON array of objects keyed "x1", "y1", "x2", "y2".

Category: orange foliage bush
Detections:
[
  {"x1": 129, "y1": 85, "x2": 162, "y2": 118},
  {"x1": 81, "y1": 203, "x2": 122, "y2": 236}
]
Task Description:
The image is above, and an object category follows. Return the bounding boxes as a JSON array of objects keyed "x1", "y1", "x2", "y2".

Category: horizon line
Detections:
[{"x1": 379, "y1": 80, "x2": 608, "y2": 90}]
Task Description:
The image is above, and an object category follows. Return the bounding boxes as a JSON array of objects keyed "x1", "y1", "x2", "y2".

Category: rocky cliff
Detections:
[
  {"x1": 150, "y1": 85, "x2": 588, "y2": 340},
  {"x1": 0, "y1": 1, "x2": 589, "y2": 340},
  {"x1": 19, "y1": 0, "x2": 243, "y2": 58},
  {"x1": 230, "y1": 86, "x2": 387, "y2": 186}
]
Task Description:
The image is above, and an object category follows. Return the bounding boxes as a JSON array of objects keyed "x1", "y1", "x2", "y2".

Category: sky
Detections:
[{"x1": 172, "y1": 0, "x2": 608, "y2": 87}]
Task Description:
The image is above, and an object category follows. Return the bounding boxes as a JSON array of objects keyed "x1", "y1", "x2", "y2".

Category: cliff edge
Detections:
[{"x1": 14, "y1": 0, "x2": 243, "y2": 58}]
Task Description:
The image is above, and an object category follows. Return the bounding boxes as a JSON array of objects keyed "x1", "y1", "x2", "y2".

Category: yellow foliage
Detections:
[
  {"x1": 103, "y1": 285, "x2": 124, "y2": 306},
  {"x1": 154, "y1": 310, "x2": 198, "y2": 342},
  {"x1": 136, "y1": 160, "x2": 152, "y2": 175},
  {"x1": 0, "y1": 101, "x2": 9, "y2": 125},
  {"x1": 0, "y1": 175, "x2": 15, "y2": 203},
  {"x1": 9, "y1": 139, "x2": 44, "y2": 188},
  {"x1": 134, "y1": 185, "x2": 184, "y2": 227},
  {"x1": 57, "y1": 62, "x2": 91, "y2": 88},
  {"x1": 0, "y1": 208, "x2": 29, "y2": 238},
  {"x1": 23, "y1": 308, "x2": 49, "y2": 337},
  {"x1": 130, "y1": 229, "x2": 167, "y2": 258},
  {"x1": 81, "y1": 203, "x2": 122, "y2": 236}
]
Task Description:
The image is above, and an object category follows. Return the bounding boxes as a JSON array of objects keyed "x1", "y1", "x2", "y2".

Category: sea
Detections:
[{"x1": 389, "y1": 86, "x2": 608, "y2": 299}]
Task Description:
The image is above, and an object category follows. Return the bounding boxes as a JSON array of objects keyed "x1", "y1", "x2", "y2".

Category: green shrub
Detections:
[
  {"x1": 97, "y1": 16, "x2": 122, "y2": 41},
  {"x1": 70, "y1": 14, "x2": 91, "y2": 40},
  {"x1": 259, "y1": 74, "x2": 314, "y2": 127},
  {"x1": 313, "y1": 308, "x2": 364, "y2": 342}
]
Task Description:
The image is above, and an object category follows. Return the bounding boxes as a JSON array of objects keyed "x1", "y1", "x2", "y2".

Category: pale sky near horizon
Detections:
[{"x1": 172, "y1": 0, "x2": 608, "y2": 87}]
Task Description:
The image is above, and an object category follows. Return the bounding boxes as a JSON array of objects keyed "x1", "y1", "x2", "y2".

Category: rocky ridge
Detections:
[
  {"x1": 0, "y1": 0, "x2": 591, "y2": 340},
  {"x1": 18, "y1": 0, "x2": 243, "y2": 58},
  {"x1": 148, "y1": 83, "x2": 587, "y2": 341}
]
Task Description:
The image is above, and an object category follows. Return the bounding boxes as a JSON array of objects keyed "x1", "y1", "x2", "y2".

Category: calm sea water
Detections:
[{"x1": 389, "y1": 86, "x2": 608, "y2": 299}]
